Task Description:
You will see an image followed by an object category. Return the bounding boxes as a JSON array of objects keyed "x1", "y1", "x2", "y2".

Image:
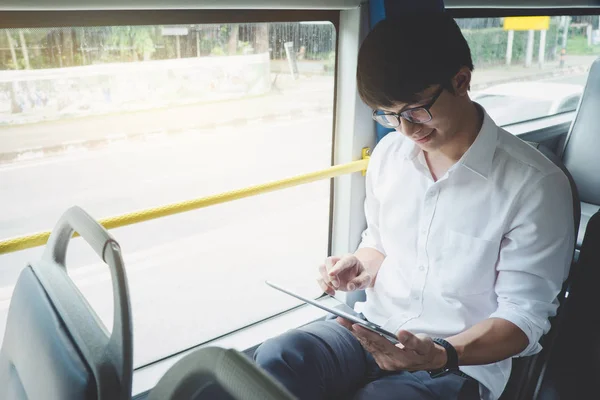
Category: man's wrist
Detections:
[
  {"x1": 429, "y1": 338, "x2": 460, "y2": 375},
  {"x1": 431, "y1": 343, "x2": 448, "y2": 370},
  {"x1": 446, "y1": 339, "x2": 464, "y2": 364}
]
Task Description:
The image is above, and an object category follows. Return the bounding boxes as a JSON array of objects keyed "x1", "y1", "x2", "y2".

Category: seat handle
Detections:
[
  {"x1": 149, "y1": 347, "x2": 296, "y2": 400},
  {"x1": 45, "y1": 205, "x2": 115, "y2": 265},
  {"x1": 43, "y1": 206, "x2": 133, "y2": 390}
]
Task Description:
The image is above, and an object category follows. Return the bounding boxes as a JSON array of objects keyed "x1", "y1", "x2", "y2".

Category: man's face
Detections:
[{"x1": 379, "y1": 85, "x2": 460, "y2": 153}]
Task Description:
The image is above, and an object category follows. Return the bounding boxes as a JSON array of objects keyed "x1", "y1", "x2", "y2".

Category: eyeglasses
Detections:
[{"x1": 372, "y1": 86, "x2": 444, "y2": 128}]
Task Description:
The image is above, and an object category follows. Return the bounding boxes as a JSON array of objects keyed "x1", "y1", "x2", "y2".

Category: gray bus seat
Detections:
[
  {"x1": 529, "y1": 58, "x2": 600, "y2": 399},
  {"x1": 535, "y1": 210, "x2": 600, "y2": 399},
  {"x1": 561, "y1": 57, "x2": 600, "y2": 249},
  {"x1": 0, "y1": 206, "x2": 133, "y2": 400},
  {"x1": 148, "y1": 347, "x2": 295, "y2": 400}
]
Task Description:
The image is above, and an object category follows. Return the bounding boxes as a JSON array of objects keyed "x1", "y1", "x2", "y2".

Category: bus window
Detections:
[
  {"x1": 457, "y1": 16, "x2": 600, "y2": 126},
  {"x1": 0, "y1": 20, "x2": 336, "y2": 367}
]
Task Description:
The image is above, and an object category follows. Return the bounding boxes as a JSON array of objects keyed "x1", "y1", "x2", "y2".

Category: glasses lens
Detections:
[
  {"x1": 401, "y1": 108, "x2": 432, "y2": 124},
  {"x1": 373, "y1": 112, "x2": 400, "y2": 128}
]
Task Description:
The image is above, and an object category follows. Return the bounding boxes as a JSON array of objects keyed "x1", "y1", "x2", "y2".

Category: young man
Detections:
[{"x1": 254, "y1": 13, "x2": 574, "y2": 400}]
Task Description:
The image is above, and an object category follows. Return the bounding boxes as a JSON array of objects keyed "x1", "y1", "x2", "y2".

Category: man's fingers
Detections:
[
  {"x1": 327, "y1": 255, "x2": 356, "y2": 278},
  {"x1": 351, "y1": 326, "x2": 439, "y2": 372},
  {"x1": 351, "y1": 328, "x2": 377, "y2": 353},
  {"x1": 318, "y1": 264, "x2": 331, "y2": 284},
  {"x1": 335, "y1": 317, "x2": 353, "y2": 330},
  {"x1": 352, "y1": 325, "x2": 391, "y2": 351},
  {"x1": 396, "y1": 330, "x2": 431, "y2": 356},
  {"x1": 324, "y1": 257, "x2": 342, "y2": 287},
  {"x1": 319, "y1": 263, "x2": 341, "y2": 290},
  {"x1": 324, "y1": 256, "x2": 341, "y2": 271},
  {"x1": 317, "y1": 278, "x2": 335, "y2": 296},
  {"x1": 324, "y1": 255, "x2": 365, "y2": 292},
  {"x1": 351, "y1": 325, "x2": 402, "y2": 370},
  {"x1": 348, "y1": 272, "x2": 371, "y2": 291}
]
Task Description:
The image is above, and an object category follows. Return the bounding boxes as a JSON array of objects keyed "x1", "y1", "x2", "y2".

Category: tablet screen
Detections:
[{"x1": 265, "y1": 280, "x2": 399, "y2": 344}]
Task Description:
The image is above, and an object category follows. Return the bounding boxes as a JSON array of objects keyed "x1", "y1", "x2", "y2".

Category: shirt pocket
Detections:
[{"x1": 438, "y1": 230, "x2": 500, "y2": 296}]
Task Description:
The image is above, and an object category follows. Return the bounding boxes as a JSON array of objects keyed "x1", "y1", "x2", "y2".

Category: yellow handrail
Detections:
[{"x1": 0, "y1": 154, "x2": 370, "y2": 255}]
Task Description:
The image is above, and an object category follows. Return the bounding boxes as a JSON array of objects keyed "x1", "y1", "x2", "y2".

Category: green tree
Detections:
[
  {"x1": 108, "y1": 26, "x2": 155, "y2": 62},
  {"x1": 5, "y1": 30, "x2": 19, "y2": 70},
  {"x1": 130, "y1": 27, "x2": 156, "y2": 61}
]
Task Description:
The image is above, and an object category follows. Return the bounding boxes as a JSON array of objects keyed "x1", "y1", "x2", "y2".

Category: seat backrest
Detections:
[
  {"x1": 532, "y1": 59, "x2": 600, "y2": 398},
  {"x1": 535, "y1": 210, "x2": 600, "y2": 399},
  {"x1": 0, "y1": 206, "x2": 133, "y2": 400},
  {"x1": 561, "y1": 57, "x2": 600, "y2": 247}
]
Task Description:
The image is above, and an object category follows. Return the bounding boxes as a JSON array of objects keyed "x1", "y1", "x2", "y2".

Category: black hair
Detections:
[{"x1": 357, "y1": 12, "x2": 474, "y2": 109}]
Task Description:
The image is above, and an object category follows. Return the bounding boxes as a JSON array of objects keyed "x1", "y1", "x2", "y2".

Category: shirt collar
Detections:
[
  {"x1": 399, "y1": 105, "x2": 498, "y2": 180},
  {"x1": 399, "y1": 138, "x2": 421, "y2": 160},
  {"x1": 456, "y1": 106, "x2": 497, "y2": 180}
]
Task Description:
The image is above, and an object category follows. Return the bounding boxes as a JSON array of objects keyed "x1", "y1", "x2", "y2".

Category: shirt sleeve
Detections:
[
  {"x1": 489, "y1": 170, "x2": 575, "y2": 357},
  {"x1": 357, "y1": 150, "x2": 386, "y2": 256}
]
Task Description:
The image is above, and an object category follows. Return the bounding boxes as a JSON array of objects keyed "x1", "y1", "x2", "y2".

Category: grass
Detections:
[{"x1": 566, "y1": 35, "x2": 600, "y2": 56}]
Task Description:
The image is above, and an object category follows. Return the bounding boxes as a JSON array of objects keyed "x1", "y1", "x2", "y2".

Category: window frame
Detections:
[{"x1": 0, "y1": 9, "x2": 339, "y2": 29}]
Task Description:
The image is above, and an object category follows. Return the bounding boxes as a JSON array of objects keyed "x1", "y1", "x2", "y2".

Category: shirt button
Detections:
[
  {"x1": 419, "y1": 265, "x2": 425, "y2": 271},
  {"x1": 413, "y1": 295, "x2": 420, "y2": 301}
]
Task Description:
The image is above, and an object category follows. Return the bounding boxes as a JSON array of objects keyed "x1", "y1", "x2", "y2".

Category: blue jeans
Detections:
[{"x1": 254, "y1": 320, "x2": 480, "y2": 400}]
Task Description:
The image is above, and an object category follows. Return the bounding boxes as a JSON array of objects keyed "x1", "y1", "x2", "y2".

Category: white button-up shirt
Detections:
[{"x1": 354, "y1": 109, "x2": 575, "y2": 400}]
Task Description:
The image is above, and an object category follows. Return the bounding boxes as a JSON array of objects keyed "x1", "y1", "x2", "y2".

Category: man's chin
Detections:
[
  {"x1": 415, "y1": 136, "x2": 439, "y2": 151},
  {"x1": 413, "y1": 130, "x2": 436, "y2": 145}
]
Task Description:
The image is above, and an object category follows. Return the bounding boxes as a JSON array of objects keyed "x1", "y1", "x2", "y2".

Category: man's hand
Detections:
[
  {"x1": 317, "y1": 254, "x2": 373, "y2": 296},
  {"x1": 337, "y1": 318, "x2": 447, "y2": 372}
]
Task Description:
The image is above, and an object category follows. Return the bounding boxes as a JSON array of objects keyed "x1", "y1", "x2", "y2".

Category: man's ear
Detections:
[{"x1": 452, "y1": 67, "x2": 472, "y2": 96}]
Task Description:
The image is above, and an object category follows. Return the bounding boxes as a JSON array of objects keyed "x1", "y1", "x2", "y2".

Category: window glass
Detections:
[
  {"x1": 457, "y1": 16, "x2": 600, "y2": 125},
  {"x1": 0, "y1": 21, "x2": 335, "y2": 367}
]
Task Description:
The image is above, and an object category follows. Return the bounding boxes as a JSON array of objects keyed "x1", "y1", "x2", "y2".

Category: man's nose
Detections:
[{"x1": 397, "y1": 118, "x2": 422, "y2": 137}]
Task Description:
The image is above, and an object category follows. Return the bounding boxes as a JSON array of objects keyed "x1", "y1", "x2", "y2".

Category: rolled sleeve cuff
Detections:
[
  {"x1": 489, "y1": 308, "x2": 544, "y2": 357},
  {"x1": 357, "y1": 239, "x2": 386, "y2": 256}
]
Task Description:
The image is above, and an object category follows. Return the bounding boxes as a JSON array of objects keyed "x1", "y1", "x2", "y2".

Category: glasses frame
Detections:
[{"x1": 372, "y1": 86, "x2": 445, "y2": 128}]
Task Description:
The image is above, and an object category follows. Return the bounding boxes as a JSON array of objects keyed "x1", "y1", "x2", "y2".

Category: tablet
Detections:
[{"x1": 265, "y1": 280, "x2": 400, "y2": 344}]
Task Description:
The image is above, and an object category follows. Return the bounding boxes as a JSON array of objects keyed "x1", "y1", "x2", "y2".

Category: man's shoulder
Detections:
[
  {"x1": 494, "y1": 128, "x2": 564, "y2": 181},
  {"x1": 370, "y1": 132, "x2": 410, "y2": 165}
]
